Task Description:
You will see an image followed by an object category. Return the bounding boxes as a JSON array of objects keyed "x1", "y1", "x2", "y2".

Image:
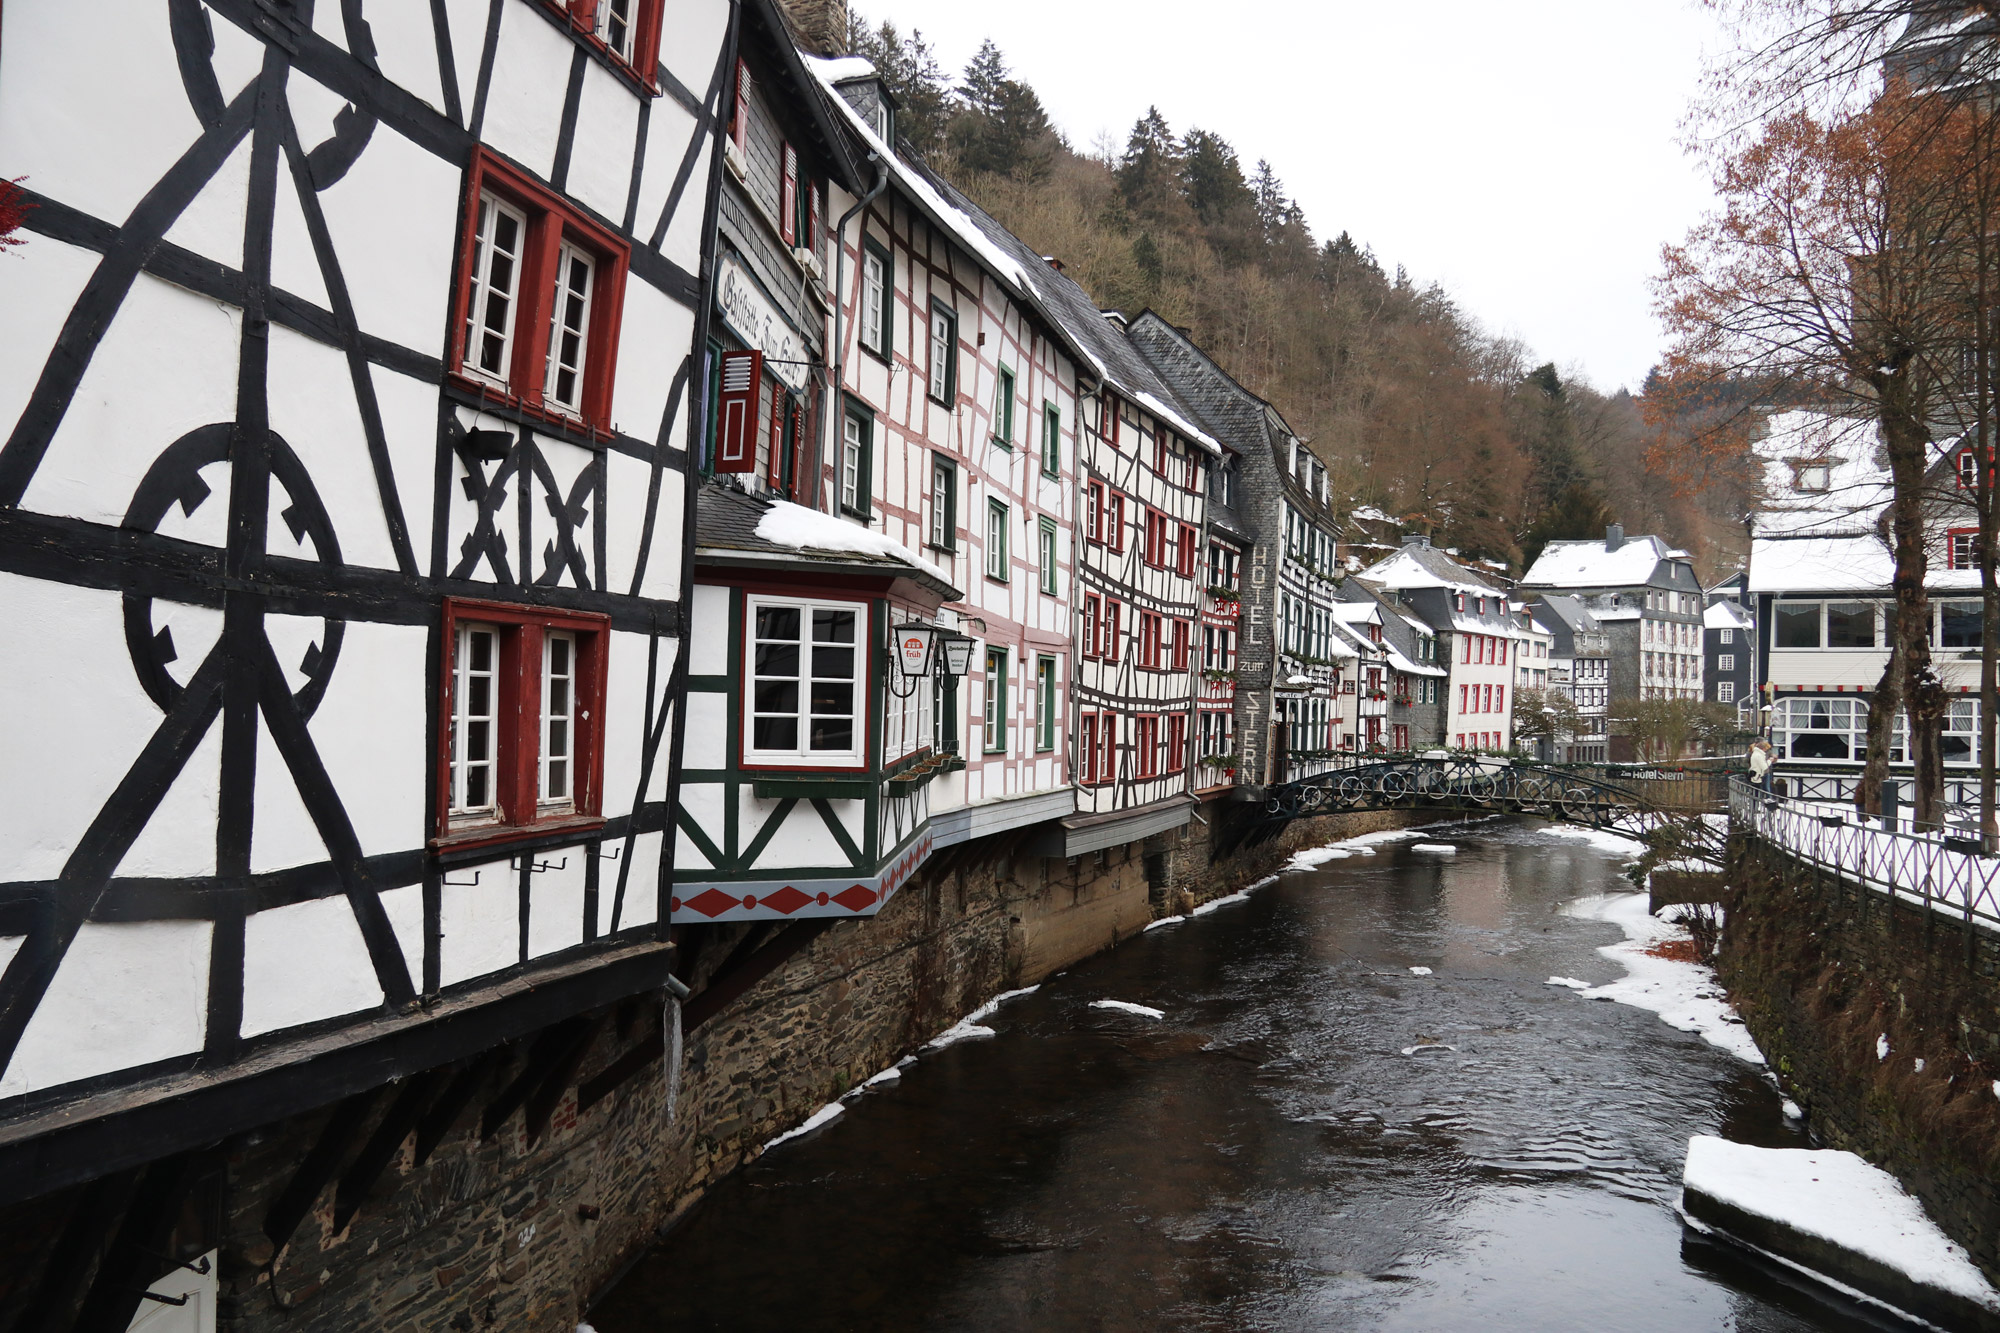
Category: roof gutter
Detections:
[{"x1": 821, "y1": 154, "x2": 889, "y2": 511}]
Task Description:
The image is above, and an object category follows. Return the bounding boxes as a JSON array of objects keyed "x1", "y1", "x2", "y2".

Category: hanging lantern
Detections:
[{"x1": 893, "y1": 622, "x2": 937, "y2": 678}]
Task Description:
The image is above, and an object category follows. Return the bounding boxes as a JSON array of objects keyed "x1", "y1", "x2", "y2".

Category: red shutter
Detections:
[
  {"x1": 733, "y1": 60, "x2": 751, "y2": 152},
  {"x1": 781, "y1": 142, "x2": 798, "y2": 245},
  {"x1": 715, "y1": 349, "x2": 762, "y2": 472},
  {"x1": 767, "y1": 393, "x2": 788, "y2": 486},
  {"x1": 1104, "y1": 393, "x2": 1120, "y2": 448},
  {"x1": 807, "y1": 177, "x2": 821, "y2": 255}
]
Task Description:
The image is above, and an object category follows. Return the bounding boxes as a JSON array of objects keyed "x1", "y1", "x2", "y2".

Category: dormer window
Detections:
[
  {"x1": 871, "y1": 100, "x2": 893, "y2": 143},
  {"x1": 1793, "y1": 461, "x2": 1830, "y2": 492}
]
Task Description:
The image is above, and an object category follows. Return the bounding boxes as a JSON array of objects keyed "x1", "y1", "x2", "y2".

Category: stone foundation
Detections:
[
  {"x1": 0, "y1": 805, "x2": 1436, "y2": 1332},
  {"x1": 1720, "y1": 833, "x2": 2000, "y2": 1283}
]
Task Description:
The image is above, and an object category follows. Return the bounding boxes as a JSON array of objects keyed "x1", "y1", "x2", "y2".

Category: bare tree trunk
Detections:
[
  {"x1": 1882, "y1": 397, "x2": 1944, "y2": 827},
  {"x1": 1858, "y1": 639, "x2": 1903, "y2": 815}
]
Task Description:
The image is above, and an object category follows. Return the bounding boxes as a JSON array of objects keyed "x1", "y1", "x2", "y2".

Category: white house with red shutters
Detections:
[
  {"x1": 0, "y1": 0, "x2": 726, "y2": 1315},
  {"x1": 1366, "y1": 538, "x2": 1522, "y2": 753}
]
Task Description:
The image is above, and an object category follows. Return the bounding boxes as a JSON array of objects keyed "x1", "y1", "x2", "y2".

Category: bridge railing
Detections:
[{"x1": 1731, "y1": 779, "x2": 2000, "y2": 935}]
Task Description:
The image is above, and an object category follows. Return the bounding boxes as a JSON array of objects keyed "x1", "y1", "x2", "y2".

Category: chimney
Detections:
[
  {"x1": 1402, "y1": 533, "x2": 1430, "y2": 549},
  {"x1": 777, "y1": 0, "x2": 848, "y2": 57},
  {"x1": 1605, "y1": 523, "x2": 1625, "y2": 552}
]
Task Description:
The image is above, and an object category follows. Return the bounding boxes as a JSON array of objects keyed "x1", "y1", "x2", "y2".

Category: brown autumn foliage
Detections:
[{"x1": 1658, "y1": 4, "x2": 2000, "y2": 823}]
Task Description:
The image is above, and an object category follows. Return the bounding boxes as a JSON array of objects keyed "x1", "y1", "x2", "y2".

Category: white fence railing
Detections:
[{"x1": 1731, "y1": 780, "x2": 2000, "y2": 934}]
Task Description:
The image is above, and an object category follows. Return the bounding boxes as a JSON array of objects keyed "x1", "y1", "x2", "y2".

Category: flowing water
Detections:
[{"x1": 593, "y1": 822, "x2": 1905, "y2": 1333}]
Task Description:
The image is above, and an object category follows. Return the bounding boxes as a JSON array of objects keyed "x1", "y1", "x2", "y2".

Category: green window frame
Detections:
[
  {"x1": 986, "y1": 498, "x2": 1009, "y2": 582},
  {"x1": 984, "y1": 647, "x2": 1008, "y2": 754},
  {"x1": 992, "y1": 364, "x2": 1016, "y2": 447},
  {"x1": 927, "y1": 299, "x2": 957, "y2": 404},
  {"x1": 1038, "y1": 517, "x2": 1058, "y2": 595},
  {"x1": 840, "y1": 396, "x2": 873, "y2": 518},
  {"x1": 1040, "y1": 400, "x2": 1060, "y2": 476},
  {"x1": 927, "y1": 452, "x2": 957, "y2": 552},
  {"x1": 1036, "y1": 655, "x2": 1057, "y2": 752},
  {"x1": 860, "y1": 234, "x2": 894, "y2": 360}
]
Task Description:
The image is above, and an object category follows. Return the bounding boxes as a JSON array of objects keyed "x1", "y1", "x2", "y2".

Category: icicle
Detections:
[{"x1": 663, "y1": 993, "x2": 683, "y2": 1123}]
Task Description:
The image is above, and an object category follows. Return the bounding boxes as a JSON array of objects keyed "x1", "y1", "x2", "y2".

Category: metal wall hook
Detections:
[
  {"x1": 510, "y1": 855, "x2": 568, "y2": 874},
  {"x1": 442, "y1": 869, "x2": 481, "y2": 887},
  {"x1": 597, "y1": 845, "x2": 622, "y2": 862},
  {"x1": 137, "y1": 1290, "x2": 191, "y2": 1307}
]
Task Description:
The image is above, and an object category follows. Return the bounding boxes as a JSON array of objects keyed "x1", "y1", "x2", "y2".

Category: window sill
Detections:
[
  {"x1": 432, "y1": 814, "x2": 608, "y2": 865},
  {"x1": 926, "y1": 541, "x2": 956, "y2": 556},
  {"x1": 859, "y1": 343, "x2": 891, "y2": 367},
  {"x1": 985, "y1": 573, "x2": 1009, "y2": 585},
  {"x1": 991, "y1": 438, "x2": 1012, "y2": 451},
  {"x1": 445, "y1": 377, "x2": 615, "y2": 450}
]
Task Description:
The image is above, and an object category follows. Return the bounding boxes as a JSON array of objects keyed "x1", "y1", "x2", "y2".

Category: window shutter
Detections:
[
  {"x1": 1104, "y1": 393, "x2": 1120, "y2": 448},
  {"x1": 790, "y1": 400, "x2": 807, "y2": 492},
  {"x1": 715, "y1": 349, "x2": 762, "y2": 472},
  {"x1": 807, "y1": 177, "x2": 821, "y2": 255},
  {"x1": 768, "y1": 393, "x2": 788, "y2": 486},
  {"x1": 781, "y1": 142, "x2": 798, "y2": 245},
  {"x1": 733, "y1": 60, "x2": 751, "y2": 152}
]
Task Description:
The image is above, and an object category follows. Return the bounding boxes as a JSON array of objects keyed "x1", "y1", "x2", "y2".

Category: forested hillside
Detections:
[{"x1": 851, "y1": 15, "x2": 1757, "y2": 577}]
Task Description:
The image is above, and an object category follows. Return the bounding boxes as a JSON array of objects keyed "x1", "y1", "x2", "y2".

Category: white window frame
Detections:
[
  {"x1": 1038, "y1": 518, "x2": 1058, "y2": 595},
  {"x1": 744, "y1": 596, "x2": 868, "y2": 767},
  {"x1": 595, "y1": 0, "x2": 637, "y2": 62},
  {"x1": 463, "y1": 193, "x2": 528, "y2": 390},
  {"x1": 928, "y1": 303, "x2": 954, "y2": 402},
  {"x1": 861, "y1": 245, "x2": 889, "y2": 356},
  {"x1": 542, "y1": 239, "x2": 595, "y2": 418},
  {"x1": 986, "y1": 499, "x2": 1009, "y2": 581},
  {"x1": 842, "y1": 412, "x2": 866, "y2": 514},
  {"x1": 540, "y1": 630, "x2": 577, "y2": 808},
  {"x1": 929, "y1": 455, "x2": 954, "y2": 550},
  {"x1": 450, "y1": 622, "x2": 501, "y2": 821},
  {"x1": 1717, "y1": 680, "x2": 1735, "y2": 704}
]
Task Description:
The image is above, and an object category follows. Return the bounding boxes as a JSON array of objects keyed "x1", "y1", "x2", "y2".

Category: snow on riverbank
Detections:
[
  {"x1": 1683, "y1": 1136, "x2": 2000, "y2": 1322},
  {"x1": 1090, "y1": 999, "x2": 1165, "y2": 1019},
  {"x1": 1561, "y1": 893, "x2": 1766, "y2": 1066},
  {"x1": 922, "y1": 985, "x2": 1040, "y2": 1050}
]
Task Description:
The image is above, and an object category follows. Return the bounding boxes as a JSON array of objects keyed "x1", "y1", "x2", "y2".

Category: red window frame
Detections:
[
  {"x1": 451, "y1": 149, "x2": 631, "y2": 436},
  {"x1": 1082, "y1": 593, "x2": 1102, "y2": 658},
  {"x1": 1166, "y1": 713, "x2": 1187, "y2": 774},
  {"x1": 1172, "y1": 619, "x2": 1190, "y2": 671},
  {"x1": 1086, "y1": 481, "x2": 1106, "y2": 544},
  {"x1": 1107, "y1": 494, "x2": 1127, "y2": 554},
  {"x1": 1177, "y1": 524, "x2": 1198, "y2": 578},
  {"x1": 547, "y1": 1, "x2": 666, "y2": 89},
  {"x1": 780, "y1": 141, "x2": 799, "y2": 245},
  {"x1": 436, "y1": 597, "x2": 609, "y2": 850},
  {"x1": 1104, "y1": 601, "x2": 1122, "y2": 662},
  {"x1": 1949, "y1": 526, "x2": 1981, "y2": 569},
  {"x1": 732, "y1": 58, "x2": 752, "y2": 152},
  {"x1": 1080, "y1": 712, "x2": 1099, "y2": 784},
  {"x1": 1962, "y1": 448, "x2": 1990, "y2": 489},
  {"x1": 1139, "y1": 612, "x2": 1164, "y2": 669},
  {"x1": 1103, "y1": 393, "x2": 1121, "y2": 449},
  {"x1": 1135, "y1": 715, "x2": 1161, "y2": 779}
]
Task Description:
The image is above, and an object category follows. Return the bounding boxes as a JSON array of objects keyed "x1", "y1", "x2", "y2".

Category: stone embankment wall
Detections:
[
  {"x1": 0, "y1": 806, "x2": 1433, "y2": 1332},
  {"x1": 1720, "y1": 833, "x2": 2000, "y2": 1283}
]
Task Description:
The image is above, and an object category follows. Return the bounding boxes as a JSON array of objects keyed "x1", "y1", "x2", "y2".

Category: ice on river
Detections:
[
  {"x1": 1542, "y1": 825, "x2": 1649, "y2": 859},
  {"x1": 760, "y1": 1101, "x2": 844, "y2": 1152},
  {"x1": 1191, "y1": 891, "x2": 1250, "y2": 915},
  {"x1": 922, "y1": 985, "x2": 1039, "y2": 1051},
  {"x1": 1411, "y1": 843, "x2": 1458, "y2": 854},
  {"x1": 1683, "y1": 1136, "x2": 2000, "y2": 1316},
  {"x1": 1561, "y1": 893, "x2": 1766, "y2": 1066},
  {"x1": 1091, "y1": 999, "x2": 1165, "y2": 1019},
  {"x1": 1408, "y1": 966, "x2": 1433, "y2": 976}
]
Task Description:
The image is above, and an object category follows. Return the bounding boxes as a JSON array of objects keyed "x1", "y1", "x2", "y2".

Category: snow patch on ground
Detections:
[
  {"x1": 1543, "y1": 825, "x2": 1648, "y2": 859},
  {"x1": 1401, "y1": 1043, "x2": 1458, "y2": 1055},
  {"x1": 1288, "y1": 846, "x2": 1352, "y2": 869},
  {"x1": 1192, "y1": 892, "x2": 1250, "y2": 916},
  {"x1": 1144, "y1": 915, "x2": 1185, "y2": 932},
  {"x1": 1547, "y1": 976, "x2": 1590, "y2": 990},
  {"x1": 761, "y1": 1101, "x2": 844, "y2": 1152},
  {"x1": 1412, "y1": 843, "x2": 1458, "y2": 854},
  {"x1": 1683, "y1": 1136, "x2": 2000, "y2": 1314},
  {"x1": 1091, "y1": 999, "x2": 1165, "y2": 1019},
  {"x1": 861, "y1": 1065, "x2": 902, "y2": 1089},
  {"x1": 1561, "y1": 892, "x2": 1766, "y2": 1065},
  {"x1": 1782, "y1": 1099, "x2": 1804, "y2": 1120},
  {"x1": 1245, "y1": 874, "x2": 1280, "y2": 892},
  {"x1": 1878, "y1": 1033, "x2": 1891, "y2": 1061},
  {"x1": 1408, "y1": 966, "x2": 1433, "y2": 976}
]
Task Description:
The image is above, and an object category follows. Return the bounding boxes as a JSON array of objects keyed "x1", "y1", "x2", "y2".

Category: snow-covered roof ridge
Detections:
[
  {"x1": 1521, "y1": 533, "x2": 1681, "y2": 590},
  {"x1": 1363, "y1": 542, "x2": 1508, "y2": 594},
  {"x1": 802, "y1": 55, "x2": 1030, "y2": 296},
  {"x1": 1704, "y1": 600, "x2": 1753, "y2": 630}
]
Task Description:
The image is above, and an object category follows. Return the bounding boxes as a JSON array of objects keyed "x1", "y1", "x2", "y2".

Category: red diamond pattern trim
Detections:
[
  {"x1": 762, "y1": 885, "x2": 812, "y2": 915},
  {"x1": 682, "y1": 887, "x2": 743, "y2": 918},
  {"x1": 832, "y1": 884, "x2": 877, "y2": 912}
]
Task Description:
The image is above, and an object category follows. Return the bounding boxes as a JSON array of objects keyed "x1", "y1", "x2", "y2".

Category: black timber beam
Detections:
[{"x1": 0, "y1": 942, "x2": 676, "y2": 1207}]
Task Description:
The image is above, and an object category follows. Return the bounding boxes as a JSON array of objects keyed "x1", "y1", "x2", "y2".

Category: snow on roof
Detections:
[
  {"x1": 1350, "y1": 505, "x2": 1392, "y2": 524},
  {"x1": 1521, "y1": 534, "x2": 1681, "y2": 589},
  {"x1": 1747, "y1": 533, "x2": 1891, "y2": 593},
  {"x1": 754, "y1": 499, "x2": 951, "y2": 586},
  {"x1": 803, "y1": 56, "x2": 1030, "y2": 294},
  {"x1": 1364, "y1": 544, "x2": 1505, "y2": 594},
  {"x1": 1704, "y1": 601, "x2": 1753, "y2": 631},
  {"x1": 816, "y1": 55, "x2": 878, "y2": 83},
  {"x1": 1752, "y1": 411, "x2": 1892, "y2": 539}
]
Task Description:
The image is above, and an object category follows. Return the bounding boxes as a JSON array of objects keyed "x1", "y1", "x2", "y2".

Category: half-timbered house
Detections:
[
  {"x1": 1127, "y1": 313, "x2": 1347, "y2": 782},
  {"x1": 0, "y1": 0, "x2": 732, "y2": 1321},
  {"x1": 1367, "y1": 537, "x2": 1522, "y2": 753}
]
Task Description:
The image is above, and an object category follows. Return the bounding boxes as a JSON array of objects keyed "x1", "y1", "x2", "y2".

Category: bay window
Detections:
[
  {"x1": 746, "y1": 598, "x2": 865, "y2": 766},
  {"x1": 440, "y1": 598, "x2": 608, "y2": 843}
]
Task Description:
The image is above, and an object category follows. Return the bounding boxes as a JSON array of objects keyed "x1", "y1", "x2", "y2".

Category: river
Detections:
[{"x1": 592, "y1": 821, "x2": 1900, "y2": 1332}]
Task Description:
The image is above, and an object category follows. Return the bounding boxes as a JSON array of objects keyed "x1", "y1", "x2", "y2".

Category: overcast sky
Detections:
[{"x1": 850, "y1": 0, "x2": 1728, "y2": 395}]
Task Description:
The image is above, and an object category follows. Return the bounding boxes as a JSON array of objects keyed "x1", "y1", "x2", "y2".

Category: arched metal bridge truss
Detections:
[{"x1": 1260, "y1": 758, "x2": 1721, "y2": 832}]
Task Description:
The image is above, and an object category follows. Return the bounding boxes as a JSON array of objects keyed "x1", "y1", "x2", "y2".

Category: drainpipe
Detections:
[{"x1": 821, "y1": 154, "x2": 888, "y2": 512}]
